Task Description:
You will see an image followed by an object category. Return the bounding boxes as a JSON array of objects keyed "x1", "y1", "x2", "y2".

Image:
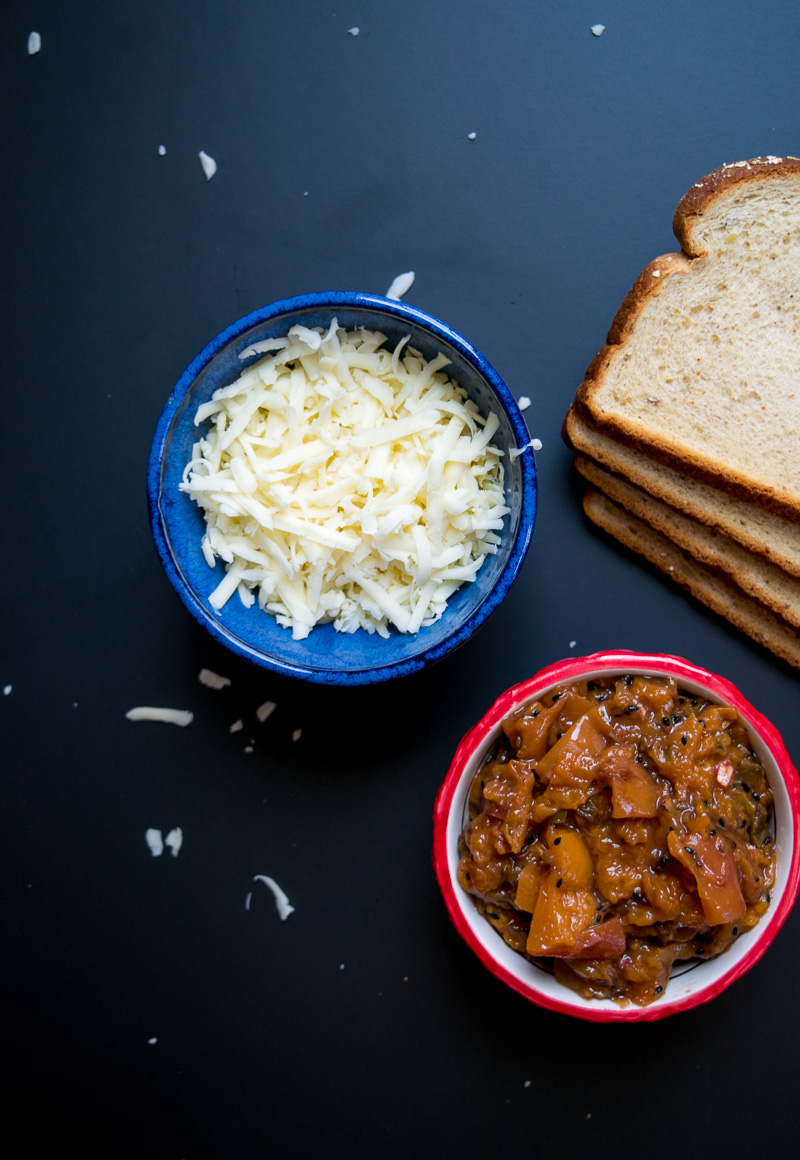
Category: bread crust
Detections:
[
  {"x1": 583, "y1": 487, "x2": 800, "y2": 670},
  {"x1": 576, "y1": 156, "x2": 800, "y2": 520},
  {"x1": 562, "y1": 405, "x2": 800, "y2": 578}
]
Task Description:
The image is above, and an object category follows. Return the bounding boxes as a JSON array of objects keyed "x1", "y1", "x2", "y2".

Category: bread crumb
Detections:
[
  {"x1": 292, "y1": 728, "x2": 302, "y2": 742},
  {"x1": 518, "y1": 396, "x2": 531, "y2": 411},
  {"x1": 198, "y1": 668, "x2": 231, "y2": 690},
  {"x1": 2, "y1": 685, "x2": 11, "y2": 696},
  {"x1": 348, "y1": 27, "x2": 360, "y2": 36},
  {"x1": 230, "y1": 719, "x2": 244, "y2": 733},
  {"x1": 256, "y1": 700, "x2": 277, "y2": 723},
  {"x1": 158, "y1": 145, "x2": 166, "y2": 156},
  {"x1": 199, "y1": 150, "x2": 217, "y2": 181},
  {"x1": 590, "y1": 24, "x2": 605, "y2": 37},
  {"x1": 27, "y1": 31, "x2": 41, "y2": 54},
  {"x1": 468, "y1": 131, "x2": 477, "y2": 140}
]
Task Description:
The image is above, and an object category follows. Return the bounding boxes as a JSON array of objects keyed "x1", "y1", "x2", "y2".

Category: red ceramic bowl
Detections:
[{"x1": 433, "y1": 651, "x2": 800, "y2": 1022}]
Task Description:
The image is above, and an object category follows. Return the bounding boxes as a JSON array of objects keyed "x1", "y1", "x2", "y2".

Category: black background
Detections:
[{"x1": 4, "y1": 3, "x2": 799, "y2": 1157}]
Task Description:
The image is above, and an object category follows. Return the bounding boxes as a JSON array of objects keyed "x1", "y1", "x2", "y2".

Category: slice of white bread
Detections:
[
  {"x1": 575, "y1": 453, "x2": 800, "y2": 630},
  {"x1": 563, "y1": 405, "x2": 800, "y2": 578},
  {"x1": 577, "y1": 157, "x2": 800, "y2": 520},
  {"x1": 583, "y1": 488, "x2": 800, "y2": 670}
]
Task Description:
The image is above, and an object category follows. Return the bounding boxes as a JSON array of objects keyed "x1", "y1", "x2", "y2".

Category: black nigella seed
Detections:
[
  {"x1": 681, "y1": 736, "x2": 687, "y2": 745},
  {"x1": 660, "y1": 857, "x2": 669, "y2": 866},
  {"x1": 672, "y1": 715, "x2": 681, "y2": 724},
  {"x1": 557, "y1": 733, "x2": 563, "y2": 739},
  {"x1": 733, "y1": 927, "x2": 739, "y2": 935},
  {"x1": 556, "y1": 878, "x2": 563, "y2": 888},
  {"x1": 552, "y1": 693, "x2": 561, "y2": 702},
  {"x1": 752, "y1": 792, "x2": 760, "y2": 801},
  {"x1": 553, "y1": 837, "x2": 561, "y2": 845},
  {"x1": 487, "y1": 912, "x2": 499, "y2": 920},
  {"x1": 709, "y1": 829, "x2": 716, "y2": 836},
  {"x1": 662, "y1": 717, "x2": 670, "y2": 726},
  {"x1": 655, "y1": 985, "x2": 663, "y2": 994},
  {"x1": 625, "y1": 676, "x2": 634, "y2": 686}
]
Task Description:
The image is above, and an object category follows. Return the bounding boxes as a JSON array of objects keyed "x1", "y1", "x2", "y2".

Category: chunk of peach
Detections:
[
  {"x1": 546, "y1": 823, "x2": 594, "y2": 890},
  {"x1": 667, "y1": 831, "x2": 746, "y2": 925},
  {"x1": 598, "y1": 743, "x2": 661, "y2": 817},
  {"x1": 526, "y1": 870, "x2": 597, "y2": 957}
]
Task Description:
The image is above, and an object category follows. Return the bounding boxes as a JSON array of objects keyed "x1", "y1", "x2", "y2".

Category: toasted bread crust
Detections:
[
  {"x1": 576, "y1": 157, "x2": 800, "y2": 521},
  {"x1": 583, "y1": 488, "x2": 800, "y2": 670}
]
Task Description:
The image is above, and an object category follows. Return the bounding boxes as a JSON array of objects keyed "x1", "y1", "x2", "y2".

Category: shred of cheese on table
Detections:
[
  {"x1": 256, "y1": 699, "x2": 277, "y2": 723},
  {"x1": 198, "y1": 667, "x2": 231, "y2": 690},
  {"x1": 126, "y1": 706, "x2": 194, "y2": 727},
  {"x1": 181, "y1": 320, "x2": 508, "y2": 639},
  {"x1": 145, "y1": 828, "x2": 164, "y2": 856},
  {"x1": 253, "y1": 875, "x2": 295, "y2": 920}
]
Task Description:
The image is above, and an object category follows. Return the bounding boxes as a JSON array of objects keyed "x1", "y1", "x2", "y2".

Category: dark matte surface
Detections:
[{"x1": 3, "y1": 3, "x2": 799, "y2": 1157}]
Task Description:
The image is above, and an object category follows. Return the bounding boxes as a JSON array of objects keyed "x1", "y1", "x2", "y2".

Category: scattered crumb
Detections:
[
  {"x1": 72, "y1": 702, "x2": 78, "y2": 708},
  {"x1": 27, "y1": 31, "x2": 41, "y2": 55},
  {"x1": 303, "y1": 190, "x2": 309, "y2": 196},
  {"x1": 245, "y1": 891, "x2": 252, "y2": 910},
  {"x1": 244, "y1": 746, "x2": 254, "y2": 754},
  {"x1": 164, "y1": 828, "x2": 183, "y2": 857},
  {"x1": 340, "y1": 963, "x2": 345, "y2": 970},
  {"x1": 158, "y1": 145, "x2": 166, "y2": 156},
  {"x1": 509, "y1": 437, "x2": 542, "y2": 461},
  {"x1": 3, "y1": 685, "x2": 11, "y2": 696},
  {"x1": 587, "y1": 1113, "x2": 592, "y2": 1119},
  {"x1": 569, "y1": 640, "x2": 577, "y2": 649},
  {"x1": 386, "y1": 271, "x2": 415, "y2": 300},
  {"x1": 524, "y1": 1080, "x2": 532, "y2": 1088},
  {"x1": 348, "y1": 27, "x2": 360, "y2": 36},
  {"x1": 199, "y1": 150, "x2": 217, "y2": 181},
  {"x1": 256, "y1": 699, "x2": 277, "y2": 723},
  {"x1": 126, "y1": 706, "x2": 193, "y2": 727},
  {"x1": 532, "y1": 438, "x2": 542, "y2": 451},
  {"x1": 253, "y1": 875, "x2": 295, "y2": 920},
  {"x1": 518, "y1": 396, "x2": 531, "y2": 411},
  {"x1": 467, "y1": 131, "x2": 477, "y2": 140},
  {"x1": 148, "y1": 1037, "x2": 158, "y2": 1046},
  {"x1": 403, "y1": 976, "x2": 408, "y2": 982},
  {"x1": 145, "y1": 829, "x2": 164, "y2": 857},
  {"x1": 591, "y1": 25, "x2": 605, "y2": 37},
  {"x1": 652, "y1": 269, "x2": 661, "y2": 278},
  {"x1": 198, "y1": 668, "x2": 231, "y2": 690},
  {"x1": 292, "y1": 728, "x2": 302, "y2": 742},
  {"x1": 230, "y1": 719, "x2": 244, "y2": 733}
]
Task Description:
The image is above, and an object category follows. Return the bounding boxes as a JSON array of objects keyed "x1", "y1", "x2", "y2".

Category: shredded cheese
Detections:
[
  {"x1": 181, "y1": 320, "x2": 508, "y2": 639},
  {"x1": 198, "y1": 668, "x2": 231, "y2": 689},
  {"x1": 145, "y1": 829, "x2": 164, "y2": 856},
  {"x1": 256, "y1": 700, "x2": 277, "y2": 723},
  {"x1": 126, "y1": 706, "x2": 194, "y2": 727},
  {"x1": 253, "y1": 875, "x2": 295, "y2": 920}
]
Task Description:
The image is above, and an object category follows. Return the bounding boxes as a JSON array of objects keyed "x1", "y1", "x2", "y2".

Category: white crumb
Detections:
[
  {"x1": 292, "y1": 729, "x2": 302, "y2": 742},
  {"x1": 3, "y1": 685, "x2": 11, "y2": 696},
  {"x1": 591, "y1": 25, "x2": 605, "y2": 37},
  {"x1": 198, "y1": 668, "x2": 231, "y2": 690},
  {"x1": 164, "y1": 828, "x2": 183, "y2": 857},
  {"x1": 532, "y1": 438, "x2": 542, "y2": 450},
  {"x1": 386, "y1": 271, "x2": 415, "y2": 300},
  {"x1": 653, "y1": 269, "x2": 661, "y2": 277},
  {"x1": 518, "y1": 396, "x2": 531, "y2": 411},
  {"x1": 524, "y1": 1080, "x2": 531, "y2": 1088},
  {"x1": 148, "y1": 1037, "x2": 158, "y2": 1045},
  {"x1": 27, "y1": 31, "x2": 41, "y2": 55},
  {"x1": 253, "y1": 875, "x2": 295, "y2": 920},
  {"x1": 126, "y1": 706, "x2": 194, "y2": 727},
  {"x1": 158, "y1": 145, "x2": 166, "y2": 156},
  {"x1": 256, "y1": 700, "x2": 277, "y2": 723},
  {"x1": 199, "y1": 150, "x2": 217, "y2": 180},
  {"x1": 245, "y1": 891, "x2": 252, "y2": 910},
  {"x1": 569, "y1": 640, "x2": 577, "y2": 648},
  {"x1": 145, "y1": 829, "x2": 164, "y2": 857},
  {"x1": 244, "y1": 746, "x2": 254, "y2": 753},
  {"x1": 230, "y1": 719, "x2": 244, "y2": 733},
  {"x1": 468, "y1": 131, "x2": 477, "y2": 140},
  {"x1": 339, "y1": 963, "x2": 345, "y2": 970},
  {"x1": 303, "y1": 190, "x2": 309, "y2": 196},
  {"x1": 348, "y1": 27, "x2": 360, "y2": 36}
]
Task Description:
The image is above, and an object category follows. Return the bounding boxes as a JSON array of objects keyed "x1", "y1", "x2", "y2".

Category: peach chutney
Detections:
[{"x1": 458, "y1": 675, "x2": 776, "y2": 1005}]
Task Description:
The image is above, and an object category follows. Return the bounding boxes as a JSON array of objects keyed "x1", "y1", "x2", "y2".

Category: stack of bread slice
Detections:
[{"x1": 563, "y1": 156, "x2": 800, "y2": 668}]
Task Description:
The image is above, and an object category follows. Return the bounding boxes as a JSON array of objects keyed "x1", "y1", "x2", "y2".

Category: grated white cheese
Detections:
[
  {"x1": 145, "y1": 829, "x2": 164, "y2": 857},
  {"x1": 467, "y1": 132, "x2": 477, "y2": 140},
  {"x1": 148, "y1": 1037, "x2": 158, "y2": 1045},
  {"x1": 126, "y1": 706, "x2": 194, "y2": 727},
  {"x1": 199, "y1": 150, "x2": 217, "y2": 180},
  {"x1": 256, "y1": 699, "x2": 277, "y2": 723},
  {"x1": 518, "y1": 396, "x2": 531, "y2": 411},
  {"x1": 253, "y1": 874, "x2": 295, "y2": 920},
  {"x1": 198, "y1": 667, "x2": 231, "y2": 690},
  {"x1": 181, "y1": 320, "x2": 508, "y2": 639},
  {"x1": 348, "y1": 27, "x2": 360, "y2": 36},
  {"x1": 386, "y1": 271, "x2": 415, "y2": 300},
  {"x1": 230, "y1": 718, "x2": 244, "y2": 733},
  {"x1": 27, "y1": 31, "x2": 41, "y2": 54},
  {"x1": 158, "y1": 144, "x2": 166, "y2": 156},
  {"x1": 164, "y1": 828, "x2": 183, "y2": 857},
  {"x1": 2, "y1": 685, "x2": 11, "y2": 696},
  {"x1": 509, "y1": 437, "x2": 541, "y2": 461},
  {"x1": 292, "y1": 728, "x2": 302, "y2": 742},
  {"x1": 591, "y1": 24, "x2": 606, "y2": 37}
]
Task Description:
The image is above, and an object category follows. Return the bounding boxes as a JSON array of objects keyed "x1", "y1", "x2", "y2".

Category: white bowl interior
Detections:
[{"x1": 445, "y1": 666, "x2": 795, "y2": 1014}]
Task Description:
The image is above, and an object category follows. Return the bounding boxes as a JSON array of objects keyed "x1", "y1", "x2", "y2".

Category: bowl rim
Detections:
[
  {"x1": 432, "y1": 649, "x2": 800, "y2": 1022},
  {"x1": 146, "y1": 291, "x2": 537, "y2": 685}
]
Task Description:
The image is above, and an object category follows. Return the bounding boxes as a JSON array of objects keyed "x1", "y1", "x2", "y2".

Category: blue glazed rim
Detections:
[{"x1": 147, "y1": 291, "x2": 537, "y2": 685}]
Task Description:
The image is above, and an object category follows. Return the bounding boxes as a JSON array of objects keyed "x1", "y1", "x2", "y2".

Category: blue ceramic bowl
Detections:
[{"x1": 147, "y1": 292, "x2": 537, "y2": 685}]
